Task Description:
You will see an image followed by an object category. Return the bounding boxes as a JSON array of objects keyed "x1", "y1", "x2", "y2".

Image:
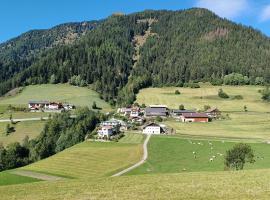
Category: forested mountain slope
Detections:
[
  {"x1": 1, "y1": 8, "x2": 270, "y2": 105},
  {"x1": 0, "y1": 21, "x2": 98, "y2": 83}
]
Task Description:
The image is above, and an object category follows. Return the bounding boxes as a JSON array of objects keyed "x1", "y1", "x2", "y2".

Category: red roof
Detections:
[{"x1": 182, "y1": 113, "x2": 209, "y2": 118}]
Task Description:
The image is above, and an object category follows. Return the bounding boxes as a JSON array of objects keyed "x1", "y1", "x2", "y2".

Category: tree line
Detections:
[{"x1": 0, "y1": 108, "x2": 104, "y2": 172}]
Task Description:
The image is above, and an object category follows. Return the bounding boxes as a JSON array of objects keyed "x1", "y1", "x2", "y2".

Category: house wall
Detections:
[
  {"x1": 182, "y1": 117, "x2": 208, "y2": 122},
  {"x1": 143, "y1": 126, "x2": 161, "y2": 134}
]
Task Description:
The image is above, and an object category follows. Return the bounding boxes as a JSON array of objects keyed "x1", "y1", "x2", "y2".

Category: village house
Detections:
[
  {"x1": 205, "y1": 107, "x2": 221, "y2": 119},
  {"x1": 130, "y1": 116, "x2": 145, "y2": 125},
  {"x1": 28, "y1": 100, "x2": 50, "y2": 110},
  {"x1": 97, "y1": 126, "x2": 114, "y2": 138},
  {"x1": 28, "y1": 100, "x2": 74, "y2": 112},
  {"x1": 142, "y1": 122, "x2": 165, "y2": 134},
  {"x1": 117, "y1": 107, "x2": 132, "y2": 116},
  {"x1": 130, "y1": 107, "x2": 140, "y2": 117},
  {"x1": 181, "y1": 113, "x2": 209, "y2": 123},
  {"x1": 145, "y1": 105, "x2": 168, "y2": 117}
]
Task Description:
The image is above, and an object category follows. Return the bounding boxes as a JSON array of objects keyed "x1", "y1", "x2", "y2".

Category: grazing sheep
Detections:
[
  {"x1": 212, "y1": 155, "x2": 216, "y2": 158},
  {"x1": 209, "y1": 158, "x2": 213, "y2": 162}
]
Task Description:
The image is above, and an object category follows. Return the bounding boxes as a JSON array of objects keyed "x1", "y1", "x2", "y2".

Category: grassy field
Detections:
[
  {"x1": 137, "y1": 84, "x2": 270, "y2": 140},
  {"x1": 1, "y1": 169, "x2": 270, "y2": 199},
  {"x1": 129, "y1": 136, "x2": 270, "y2": 175},
  {"x1": 0, "y1": 172, "x2": 40, "y2": 186},
  {"x1": 21, "y1": 141, "x2": 142, "y2": 179},
  {"x1": 119, "y1": 132, "x2": 145, "y2": 144},
  {"x1": 0, "y1": 84, "x2": 112, "y2": 112},
  {"x1": 0, "y1": 121, "x2": 45, "y2": 146},
  {"x1": 136, "y1": 84, "x2": 267, "y2": 112}
]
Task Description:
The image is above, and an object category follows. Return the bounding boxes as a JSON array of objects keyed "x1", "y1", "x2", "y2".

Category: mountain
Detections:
[
  {"x1": 0, "y1": 21, "x2": 98, "y2": 83},
  {"x1": 0, "y1": 8, "x2": 270, "y2": 105}
]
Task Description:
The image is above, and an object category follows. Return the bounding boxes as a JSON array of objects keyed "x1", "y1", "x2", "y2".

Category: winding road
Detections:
[{"x1": 112, "y1": 134, "x2": 151, "y2": 177}]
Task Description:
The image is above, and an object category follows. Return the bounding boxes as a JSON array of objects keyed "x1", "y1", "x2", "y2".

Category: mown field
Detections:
[
  {"x1": 137, "y1": 84, "x2": 270, "y2": 140},
  {"x1": 1, "y1": 169, "x2": 270, "y2": 199},
  {"x1": 136, "y1": 84, "x2": 267, "y2": 112},
  {"x1": 0, "y1": 121, "x2": 45, "y2": 146},
  {"x1": 0, "y1": 172, "x2": 40, "y2": 186},
  {"x1": 0, "y1": 84, "x2": 112, "y2": 114},
  {"x1": 129, "y1": 136, "x2": 270, "y2": 175},
  {"x1": 21, "y1": 141, "x2": 142, "y2": 179}
]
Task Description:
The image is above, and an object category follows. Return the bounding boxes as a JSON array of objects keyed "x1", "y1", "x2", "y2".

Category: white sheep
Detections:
[{"x1": 209, "y1": 158, "x2": 213, "y2": 162}]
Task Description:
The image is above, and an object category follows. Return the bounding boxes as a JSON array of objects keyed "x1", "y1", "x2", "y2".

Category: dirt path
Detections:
[
  {"x1": 112, "y1": 134, "x2": 151, "y2": 177},
  {"x1": 10, "y1": 170, "x2": 65, "y2": 181}
]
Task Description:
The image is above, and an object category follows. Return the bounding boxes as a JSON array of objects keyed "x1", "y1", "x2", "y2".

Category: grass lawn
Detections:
[
  {"x1": 119, "y1": 132, "x2": 145, "y2": 144},
  {"x1": 128, "y1": 136, "x2": 270, "y2": 175},
  {"x1": 21, "y1": 141, "x2": 143, "y2": 179},
  {"x1": 0, "y1": 172, "x2": 40, "y2": 186},
  {"x1": 164, "y1": 112, "x2": 270, "y2": 140},
  {"x1": 0, "y1": 84, "x2": 112, "y2": 113},
  {"x1": 136, "y1": 84, "x2": 267, "y2": 112},
  {"x1": 1, "y1": 169, "x2": 270, "y2": 199},
  {"x1": 0, "y1": 121, "x2": 45, "y2": 146}
]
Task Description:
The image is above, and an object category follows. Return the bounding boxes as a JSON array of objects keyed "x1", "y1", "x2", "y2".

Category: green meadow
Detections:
[
  {"x1": 137, "y1": 84, "x2": 270, "y2": 140},
  {"x1": 129, "y1": 136, "x2": 270, "y2": 175},
  {"x1": 0, "y1": 121, "x2": 45, "y2": 146},
  {"x1": 22, "y1": 141, "x2": 142, "y2": 179},
  {"x1": 0, "y1": 84, "x2": 112, "y2": 113},
  {"x1": 0, "y1": 172, "x2": 40, "y2": 186}
]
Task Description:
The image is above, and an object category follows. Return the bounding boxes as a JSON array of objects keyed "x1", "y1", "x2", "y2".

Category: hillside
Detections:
[
  {"x1": 1, "y1": 169, "x2": 270, "y2": 199},
  {"x1": 0, "y1": 84, "x2": 112, "y2": 112},
  {"x1": 0, "y1": 21, "x2": 98, "y2": 86},
  {"x1": 1, "y1": 9, "x2": 270, "y2": 105}
]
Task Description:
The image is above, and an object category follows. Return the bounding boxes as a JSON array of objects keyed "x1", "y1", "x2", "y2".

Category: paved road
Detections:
[
  {"x1": 112, "y1": 134, "x2": 151, "y2": 177},
  {"x1": 10, "y1": 170, "x2": 65, "y2": 181},
  {"x1": 0, "y1": 117, "x2": 49, "y2": 123},
  {"x1": 0, "y1": 115, "x2": 76, "y2": 123}
]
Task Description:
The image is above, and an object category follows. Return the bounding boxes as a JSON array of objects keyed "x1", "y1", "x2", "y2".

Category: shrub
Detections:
[
  {"x1": 225, "y1": 143, "x2": 255, "y2": 170},
  {"x1": 261, "y1": 87, "x2": 270, "y2": 101},
  {"x1": 155, "y1": 116, "x2": 163, "y2": 122},
  {"x1": 255, "y1": 77, "x2": 265, "y2": 85},
  {"x1": 179, "y1": 104, "x2": 185, "y2": 110},
  {"x1": 211, "y1": 78, "x2": 223, "y2": 86},
  {"x1": 232, "y1": 95, "x2": 243, "y2": 100},
  {"x1": 223, "y1": 73, "x2": 249, "y2": 85},
  {"x1": 175, "y1": 90, "x2": 181, "y2": 95},
  {"x1": 218, "y1": 88, "x2": 229, "y2": 99}
]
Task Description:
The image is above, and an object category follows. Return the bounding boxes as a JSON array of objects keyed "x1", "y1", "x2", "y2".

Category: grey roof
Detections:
[
  {"x1": 145, "y1": 107, "x2": 168, "y2": 116},
  {"x1": 171, "y1": 109, "x2": 196, "y2": 114},
  {"x1": 29, "y1": 100, "x2": 50, "y2": 104},
  {"x1": 182, "y1": 113, "x2": 209, "y2": 118}
]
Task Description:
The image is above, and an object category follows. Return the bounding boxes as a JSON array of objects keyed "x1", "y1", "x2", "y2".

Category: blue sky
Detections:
[{"x1": 1, "y1": 0, "x2": 270, "y2": 43}]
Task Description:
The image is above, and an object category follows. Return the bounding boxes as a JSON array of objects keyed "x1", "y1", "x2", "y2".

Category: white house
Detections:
[
  {"x1": 130, "y1": 107, "x2": 140, "y2": 117},
  {"x1": 97, "y1": 126, "x2": 114, "y2": 138},
  {"x1": 142, "y1": 122, "x2": 165, "y2": 135}
]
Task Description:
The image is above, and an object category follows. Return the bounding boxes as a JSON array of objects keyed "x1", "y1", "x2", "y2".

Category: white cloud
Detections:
[
  {"x1": 259, "y1": 5, "x2": 270, "y2": 22},
  {"x1": 195, "y1": 0, "x2": 249, "y2": 19}
]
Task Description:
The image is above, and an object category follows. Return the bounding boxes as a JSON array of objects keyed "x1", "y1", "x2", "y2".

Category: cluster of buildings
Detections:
[
  {"x1": 28, "y1": 100, "x2": 75, "y2": 112},
  {"x1": 118, "y1": 105, "x2": 220, "y2": 123}
]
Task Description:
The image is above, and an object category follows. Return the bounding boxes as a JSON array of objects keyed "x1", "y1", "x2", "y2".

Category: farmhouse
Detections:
[
  {"x1": 117, "y1": 107, "x2": 132, "y2": 116},
  {"x1": 28, "y1": 100, "x2": 74, "y2": 111},
  {"x1": 145, "y1": 105, "x2": 168, "y2": 117},
  {"x1": 181, "y1": 113, "x2": 209, "y2": 122},
  {"x1": 142, "y1": 122, "x2": 165, "y2": 134},
  {"x1": 97, "y1": 126, "x2": 114, "y2": 138},
  {"x1": 130, "y1": 116, "x2": 145, "y2": 125},
  {"x1": 28, "y1": 100, "x2": 50, "y2": 110},
  {"x1": 205, "y1": 107, "x2": 221, "y2": 119},
  {"x1": 130, "y1": 107, "x2": 140, "y2": 117}
]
